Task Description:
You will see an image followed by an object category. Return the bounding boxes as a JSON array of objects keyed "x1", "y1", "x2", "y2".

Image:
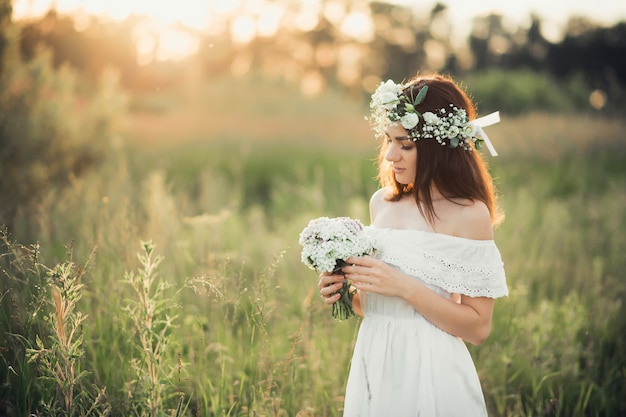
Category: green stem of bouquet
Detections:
[{"x1": 331, "y1": 260, "x2": 356, "y2": 320}]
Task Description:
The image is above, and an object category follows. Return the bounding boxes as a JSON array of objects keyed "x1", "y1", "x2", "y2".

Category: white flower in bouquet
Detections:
[{"x1": 299, "y1": 217, "x2": 377, "y2": 320}]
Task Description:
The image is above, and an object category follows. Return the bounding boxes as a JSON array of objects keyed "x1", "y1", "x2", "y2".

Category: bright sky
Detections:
[
  {"x1": 392, "y1": 0, "x2": 626, "y2": 41},
  {"x1": 12, "y1": 0, "x2": 626, "y2": 62},
  {"x1": 393, "y1": 0, "x2": 626, "y2": 24}
]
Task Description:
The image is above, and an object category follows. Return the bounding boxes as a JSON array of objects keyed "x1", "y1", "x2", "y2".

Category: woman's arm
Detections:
[{"x1": 344, "y1": 258, "x2": 493, "y2": 344}]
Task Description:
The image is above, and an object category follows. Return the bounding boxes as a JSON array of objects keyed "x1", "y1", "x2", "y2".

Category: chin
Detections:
[{"x1": 394, "y1": 177, "x2": 411, "y2": 185}]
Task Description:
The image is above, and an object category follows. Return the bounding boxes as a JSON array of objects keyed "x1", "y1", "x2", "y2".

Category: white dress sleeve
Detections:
[{"x1": 368, "y1": 228, "x2": 508, "y2": 299}]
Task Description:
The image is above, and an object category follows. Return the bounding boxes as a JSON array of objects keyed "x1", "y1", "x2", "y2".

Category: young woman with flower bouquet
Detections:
[{"x1": 315, "y1": 74, "x2": 508, "y2": 416}]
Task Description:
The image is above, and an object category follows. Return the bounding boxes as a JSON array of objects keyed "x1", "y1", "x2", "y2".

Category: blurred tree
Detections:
[
  {"x1": 548, "y1": 19, "x2": 626, "y2": 106},
  {"x1": 0, "y1": 0, "x2": 10, "y2": 70},
  {"x1": 468, "y1": 13, "x2": 514, "y2": 71},
  {"x1": 368, "y1": 1, "x2": 429, "y2": 84},
  {"x1": 19, "y1": 10, "x2": 141, "y2": 88},
  {"x1": 499, "y1": 14, "x2": 550, "y2": 71},
  {"x1": 0, "y1": 0, "x2": 127, "y2": 235},
  {"x1": 465, "y1": 12, "x2": 626, "y2": 111}
]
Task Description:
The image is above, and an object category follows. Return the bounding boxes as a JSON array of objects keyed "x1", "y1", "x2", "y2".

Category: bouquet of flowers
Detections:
[{"x1": 299, "y1": 217, "x2": 377, "y2": 320}]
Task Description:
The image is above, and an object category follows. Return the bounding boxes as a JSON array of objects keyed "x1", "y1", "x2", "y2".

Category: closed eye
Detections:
[
  {"x1": 384, "y1": 133, "x2": 412, "y2": 143},
  {"x1": 384, "y1": 132, "x2": 414, "y2": 150}
]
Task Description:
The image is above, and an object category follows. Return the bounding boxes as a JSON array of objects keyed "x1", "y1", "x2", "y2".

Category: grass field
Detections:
[{"x1": 1, "y1": 76, "x2": 625, "y2": 416}]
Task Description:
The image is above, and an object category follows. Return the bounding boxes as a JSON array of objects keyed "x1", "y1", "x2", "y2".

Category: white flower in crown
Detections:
[
  {"x1": 446, "y1": 125, "x2": 461, "y2": 139},
  {"x1": 447, "y1": 125, "x2": 460, "y2": 139},
  {"x1": 377, "y1": 79, "x2": 402, "y2": 95},
  {"x1": 400, "y1": 113, "x2": 419, "y2": 130},
  {"x1": 423, "y1": 112, "x2": 440, "y2": 125},
  {"x1": 462, "y1": 122, "x2": 477, "y2": 138},
  {"x1": 372, "y1": 80, "x2": 402, "y2": 107},
  {"x1": 378, "y1": 92, "x2": 400, "y2": 110}
]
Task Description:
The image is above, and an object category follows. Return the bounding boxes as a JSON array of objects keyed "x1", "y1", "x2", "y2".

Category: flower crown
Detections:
[{"x1": 369, "y1": 79, "x2": 499, "y2": 156}]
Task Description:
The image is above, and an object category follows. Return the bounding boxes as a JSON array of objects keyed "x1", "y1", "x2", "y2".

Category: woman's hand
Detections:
[
  {"x1": 318, "y1": 271, "x2": 345, "y2": 305},
  {"x1": 343, "y1": 256, "x2": 417, "y2": 299},
  {"x1": 345, "y1": 257, "x2": 495, "y2": 345}
]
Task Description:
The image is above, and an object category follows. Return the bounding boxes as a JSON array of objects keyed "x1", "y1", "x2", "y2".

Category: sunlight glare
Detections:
[
  {"x1": 244, "y1": 0, "x2": 271, "y2": 15},
  {"x1": 132, "y1": 19, "x2": 200, "y2": 64},
  {"x1": 257, "y1": 5, "x2": 284, "y2": 38},
  {"x1": 231, "y1": 15, "x2": 257, "y2": 44},
  {"x1": 72, "y1": 11, "x2": 92, "y2": 31},
  {"x1": 12, "y1": 0, "x2": 52, "y2": 20},
  {"x1": 294, "y1": 3, "x2": 321, "y2": 32},
  {"x1": 155, "y1": 28, "x2": 199, "y2": 62},
  {"x1": 340, "y1": 10, "x2": 374, "y2": 42},
  {"x1": 135, "y1": 34, "x2": 156, "y2": 66},
  {"x1": 423, "y1": 39, "x2": 446, "y2": 69},
  {"x1": 80, "y1": 0, "x2": 211, "y2": 28},
  {"x1": 540, "y1": 19, "x2": 566, "y2": 43},
  {"x1": 212, "y1": 0, "x2": 239, "y2": 15},
  {"x1": 13, "y1": 0, "x2": 214, "y2": 62},
  {"x1": 14, "y1": 0, "x2": 626, "y2": 64},
  {"x1": 323, "y1": 1, "x2": 346, "y2": 25}
]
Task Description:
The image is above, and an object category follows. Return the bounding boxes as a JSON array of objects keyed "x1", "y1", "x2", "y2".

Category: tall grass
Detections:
[
  {"x1": 1, "y1": 232, "x2": 110, "y2": 415},
  {"x1": 1, "y1": 103, "x2": 625, "y2": 415}
]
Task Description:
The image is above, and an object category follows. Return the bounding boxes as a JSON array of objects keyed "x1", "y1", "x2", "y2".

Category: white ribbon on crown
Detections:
[{"x1": 472, "y1": 111, "x2": 500, "y2": 157}]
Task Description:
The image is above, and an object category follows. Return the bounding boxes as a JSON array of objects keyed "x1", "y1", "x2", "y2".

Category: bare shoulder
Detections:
[
  {"x1": 370, "y1": 187, "x2": 388, "y2": 206},
  {"x1": 454, "y1": 199, "x2": 494, "y2": 240},
  {"x1": 369, "y1": 187, "x2": 390, "y2": 223}
]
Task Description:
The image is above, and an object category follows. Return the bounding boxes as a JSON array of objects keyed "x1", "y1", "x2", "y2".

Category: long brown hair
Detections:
[{"x1": 377, "y1": 73, "x2": 503, "y2": 226}]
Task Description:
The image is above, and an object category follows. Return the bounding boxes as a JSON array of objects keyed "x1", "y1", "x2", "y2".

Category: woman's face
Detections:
[{"x1": 384, "y1": 123, "x2": 417, "y2": 185}]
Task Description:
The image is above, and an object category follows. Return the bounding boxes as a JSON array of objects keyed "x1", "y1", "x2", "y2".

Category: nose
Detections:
[{"x1": 385, "y1": 143, "x2": 400, "y2": 162}]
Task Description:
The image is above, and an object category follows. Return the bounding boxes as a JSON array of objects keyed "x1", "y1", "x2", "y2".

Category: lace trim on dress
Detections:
[
  {"x1": 367, "y1": 228, "x2": 508, "y2": 299},
  {"x1": 381, "y1": 251, "x2": 507, "y2": 298}
]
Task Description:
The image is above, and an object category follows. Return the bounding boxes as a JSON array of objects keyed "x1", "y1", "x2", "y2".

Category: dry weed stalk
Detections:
[
  {"x1": 26, "y1": 258, "x2": 110, "y2": 415},
  {"x1": 123, "y1": 240, "x2": 185, "y2": 416}
]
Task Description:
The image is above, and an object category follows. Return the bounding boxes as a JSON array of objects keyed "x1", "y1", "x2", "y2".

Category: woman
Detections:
[{"x1": 318, "y1": 74, "x2": 508, "y2": 416}]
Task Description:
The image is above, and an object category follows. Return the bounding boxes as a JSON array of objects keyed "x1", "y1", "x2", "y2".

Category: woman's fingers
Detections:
[
  {"x1": 318, "y1": 272, "x2": 345, "y2": 304},
  {"x1": 345, "y1": 255, "x2": 377, "y2": 266},
  {"x1": 322, "y1": 291, "x2": 341, "y2": 305},
  {"x1": 350, "y1": 275, "x2": 374, "y2": 288},
  {"x1": 320, "y1": 281, "x2": 343, "y2": 296},
  {"x1": 343, "y1": 257, "x2": 381, "y2": 276},
  {"x1": 344, "y1": 264, "x2": 378, "y2": 281},
  {"x1": 318, "y1": 272, "x2": 344, "y2": 288}
]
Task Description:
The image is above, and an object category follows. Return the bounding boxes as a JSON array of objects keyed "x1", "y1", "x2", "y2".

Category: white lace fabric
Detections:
[{"x1": 365, "y1": 227, "x2": 508, "y2": 299}]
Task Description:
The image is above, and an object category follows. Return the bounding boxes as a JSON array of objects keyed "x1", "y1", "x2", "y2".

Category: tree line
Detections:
[{"x1": 10, "y1": 0, "x2": 626, "y2": 109}]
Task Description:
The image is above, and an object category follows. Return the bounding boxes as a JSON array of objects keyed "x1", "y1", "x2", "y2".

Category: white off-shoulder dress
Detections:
[{"x1": 342, "y1": 227, "x2": 508, "y2": 417}]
